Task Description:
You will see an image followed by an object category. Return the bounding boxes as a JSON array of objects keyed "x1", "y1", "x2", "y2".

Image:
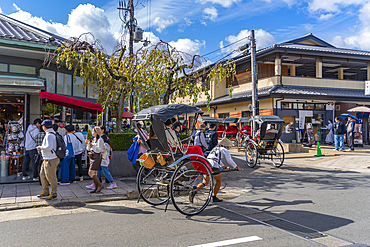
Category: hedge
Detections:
[{"x1": 108, "y1": 133, "x2": 137, "y2": 151}]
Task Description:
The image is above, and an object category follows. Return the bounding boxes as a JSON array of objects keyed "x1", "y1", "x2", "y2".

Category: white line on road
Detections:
[{"x1": 188, "y1": 236, "x2": 263, "y2": 247}]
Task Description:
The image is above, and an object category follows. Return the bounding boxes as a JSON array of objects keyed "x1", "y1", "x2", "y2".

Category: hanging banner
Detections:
[{"x1": 298, "y1": 110, "x2": 313, "y2": 129}]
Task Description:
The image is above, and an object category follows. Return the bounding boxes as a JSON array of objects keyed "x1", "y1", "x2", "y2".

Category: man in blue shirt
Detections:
[{"x1": 346, "y1": 116, "x2": 355, "y2": 151}]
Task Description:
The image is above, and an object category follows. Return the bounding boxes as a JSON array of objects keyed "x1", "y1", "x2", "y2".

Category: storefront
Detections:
[{"x1": 277, "y1": 101, "x2": 334, "y2": 144}]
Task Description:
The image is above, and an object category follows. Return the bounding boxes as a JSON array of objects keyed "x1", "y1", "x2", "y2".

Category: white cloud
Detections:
[
  {"x1": 303, "y1": 23, "x2": 314, "y2": 31},
  {"x1": 220, "y1": 29, "x2": 275, "y2": 57},
  {"x1": 169, "y1": 38, "x2": 206, "y2": 56},
  {"x1": 9, "y1": 4, "x2": 117, "y2": 52},
  {"x1": 178, "y1": 18, "x2": 193, "y2": 32},
  {"x1": 308, "y1": 0, "x2": 366, "y2": 13},
  {"x1": 318, "y1": 13, "x2": 335, "y2": 20},
  {"x1": 153, "y1": 16, "x2": 176, "y2": 33},
  {"x1": 197, "y1": 0, "x2": 241, "y2": 8},
  {"x1": 0, "y1": 7, "x2": 2, "y2": 14},
  {"x1": 329, "y1": 2, "x2": 370, "y2": 50},
  {"x1": 203, "y1": 7, "x2": 218, "y2": 21}
]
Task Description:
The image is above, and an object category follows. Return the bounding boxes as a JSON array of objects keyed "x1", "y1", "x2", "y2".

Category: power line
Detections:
[{"x1": 201, "y1": 35, "x2": 250, "y2": 59}]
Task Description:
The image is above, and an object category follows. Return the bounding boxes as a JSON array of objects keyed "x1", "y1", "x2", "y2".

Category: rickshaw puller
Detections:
[{"x1": 189, "y1": 138, "x2": 243, "y2": 203}]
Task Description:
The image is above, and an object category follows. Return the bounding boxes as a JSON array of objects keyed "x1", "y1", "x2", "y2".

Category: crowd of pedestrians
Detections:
[{"x1": 21, "y1": 118, "x2": 117, "y2": 200}]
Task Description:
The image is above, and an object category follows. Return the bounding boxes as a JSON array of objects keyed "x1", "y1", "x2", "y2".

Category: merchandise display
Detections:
[{"x1": 5, "y1": 119, "x2": 24, "y2": 155}]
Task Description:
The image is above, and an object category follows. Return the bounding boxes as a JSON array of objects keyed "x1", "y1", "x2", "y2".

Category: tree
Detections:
[{"x1": 44, "y1": 34, "x2": 235, "y2": 132}]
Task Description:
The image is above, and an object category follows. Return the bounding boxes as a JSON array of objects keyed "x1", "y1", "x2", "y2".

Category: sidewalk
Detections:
[{"x1": 0, "y1": 178, "x2": 138, "y2": 211}]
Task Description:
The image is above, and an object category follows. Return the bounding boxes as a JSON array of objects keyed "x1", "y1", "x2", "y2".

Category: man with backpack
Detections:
[
  {"x1": 204, "y1": 123, "x2": 218, "y2": 151},
  {"x1": 36, "y1": 120, "x2": 65, "y2": 200},
  {"x1": 333, "y1": 117, "x2": 346, "y2": 152}
]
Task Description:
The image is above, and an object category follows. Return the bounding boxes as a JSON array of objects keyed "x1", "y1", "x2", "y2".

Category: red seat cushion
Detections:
[{"x1": 226, "y1": 126, "x2": 238, "y2": 134}]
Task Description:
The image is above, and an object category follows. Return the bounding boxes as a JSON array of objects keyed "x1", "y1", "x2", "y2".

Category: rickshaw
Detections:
[
  {"x1": 132, "y1": 104, "x2": 214, "y2": 215},
  {"x1": 236, "y1": 117, "x2": 251, "y2": 147},
  {"x1": 221, "y1": 118, "x2": 239, "y2": 140},
  {"x1": 243, "y1": 115, "x2": 285, "y2": 168}
]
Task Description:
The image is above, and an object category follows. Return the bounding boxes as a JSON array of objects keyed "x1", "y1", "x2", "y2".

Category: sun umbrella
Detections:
[
  {"x1": 340, "y1": 113, "x2": 359, "y2": 121},
  {"x1": 348, "y1": 106, "x2": 370, "y2": 113}
]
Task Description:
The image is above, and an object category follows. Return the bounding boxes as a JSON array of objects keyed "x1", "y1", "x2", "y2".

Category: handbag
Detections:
[
  {"x1": 89, "y1": 151, "x2": 102, "y2": 168},
  {"x1": 64, "y1": 135, "x2": 75, "y2": 160},
  {"x1": 34, "y1": 152, "x2": 43, "y2": 166}
]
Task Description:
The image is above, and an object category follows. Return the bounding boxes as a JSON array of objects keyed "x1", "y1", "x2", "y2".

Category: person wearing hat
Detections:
[
  {"x1": 164, "y1": 118, "x2": 179, "y2": 148},
  {"x1": 36, "y1": 120, "x2": 59, "y2": 200},
  {"x1": 193, "y1": 124, "x2": 208, "y2": 152},
  {"x1": 204, "y1": 123, "x2": 218, "y2": 151},
  {"x1": 189, "y1": 137, "x2": 243, "y2": 203}
]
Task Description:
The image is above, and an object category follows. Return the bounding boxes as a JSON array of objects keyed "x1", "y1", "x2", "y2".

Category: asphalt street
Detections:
[{"x1": 0, "y1": 152, "x2": 369, "y2": 246}]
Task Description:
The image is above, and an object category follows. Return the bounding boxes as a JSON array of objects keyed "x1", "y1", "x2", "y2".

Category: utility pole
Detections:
[
  {"x1": 250, "y1": 30, "x2": 258, "y2": 136},
  {"x1": 128, "y1": 0, "x2": 134, "y2": 113}
]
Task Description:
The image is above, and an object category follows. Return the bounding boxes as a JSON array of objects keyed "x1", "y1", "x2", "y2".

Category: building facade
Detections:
[{"x1": 191, "y1": 34, "x2": 370, "y2": 144}]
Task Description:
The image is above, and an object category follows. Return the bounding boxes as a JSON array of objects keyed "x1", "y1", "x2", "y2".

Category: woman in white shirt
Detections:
[{"x1": 86, "y1": 126, "x2": 104, "y2": 193}]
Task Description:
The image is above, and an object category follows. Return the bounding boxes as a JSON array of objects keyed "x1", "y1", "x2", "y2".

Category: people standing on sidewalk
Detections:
[
  {"x1": 72, "y1": 126, "x2": 86, "y2": 181},
  {"x1": 333, "y1": 117, "x2": 345, "y2": 151},
  {"x1": 36, "y1": 120, "x2": 59, "y2": 200},
  {"x1": 99, "y1": 128, "x2": 116, "y2": 189},
  {"x1": 325, "y1": 119, "x2": 334, "y2": 145},
  {"x1": 346, "y1": 116, "x2": 355, "y2": 151},
  {"x1": 22, "y1": 118, "x2": 41, "y2": 181},
  {"x1": 34, "y1": 127, "x2": 46, "y2": 182},
  {"x1": 58, "y1": 125, "x2": 78, "y2": 185},
  {"x1": 86, "y1": 126, "x2": 104, "y2": 193}
]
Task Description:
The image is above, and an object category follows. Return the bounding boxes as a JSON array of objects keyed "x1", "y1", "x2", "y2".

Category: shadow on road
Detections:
[{"x1": 85, "y1": 204, "x2": 154, "y2": 215}]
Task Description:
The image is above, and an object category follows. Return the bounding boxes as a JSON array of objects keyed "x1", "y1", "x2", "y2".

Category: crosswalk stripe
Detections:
[{"x1": 188, "y1": 236, "x2": 263, "y2": 247}]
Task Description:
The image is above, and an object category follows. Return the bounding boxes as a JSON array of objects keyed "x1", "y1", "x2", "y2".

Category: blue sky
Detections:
[{"x1": 0, "y1": 0, "x2": 369, "y2": 63}]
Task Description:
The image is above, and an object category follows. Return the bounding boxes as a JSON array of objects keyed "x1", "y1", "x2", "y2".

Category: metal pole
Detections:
[
  {"x1": 251, "y1": 30, "x2": 258, "y2": 137},
  {"x1": 129, "y1": 0, "x2": 134, "y2": 113}
]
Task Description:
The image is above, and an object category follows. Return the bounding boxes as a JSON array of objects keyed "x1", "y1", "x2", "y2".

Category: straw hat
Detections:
[
  {"x1": 218, "y1": 137, "x2": 233, "y2": 147},
  {"x1": 198, "y1": 124, "x2": 207, "y2": 130}
]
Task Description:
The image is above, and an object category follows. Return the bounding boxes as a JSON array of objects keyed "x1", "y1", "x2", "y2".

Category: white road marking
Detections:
[{"x1": 188, "y1": 236, "x2": 263, "y2": 247}]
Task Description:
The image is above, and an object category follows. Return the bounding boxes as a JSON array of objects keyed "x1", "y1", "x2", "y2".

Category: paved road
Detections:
[{"x1": 1, "y1": 153, "x2": 369, "y2": 246}]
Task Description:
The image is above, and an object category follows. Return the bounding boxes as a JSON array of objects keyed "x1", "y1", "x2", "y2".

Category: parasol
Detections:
[{"x1": 348, "y1": 106, "x2": 370, "y2": 113}]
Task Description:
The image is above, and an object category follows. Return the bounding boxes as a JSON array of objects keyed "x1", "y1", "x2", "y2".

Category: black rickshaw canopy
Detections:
[
  {"x1": 133, "y1": 104, "x2": 203, "y2": 122},
  {"x1": 237, "y1": 117, "x2": 251, "y2": 123},
  {"x1": 222, "y1": 118, "x2": 239, "y2": 124}
]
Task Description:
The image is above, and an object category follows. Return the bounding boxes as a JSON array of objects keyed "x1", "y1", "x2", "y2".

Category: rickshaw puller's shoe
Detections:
[
  {"x1": 212, "y1": 196, "x2": 223, "y2": 203},
  {"x1": 189, "y1": 190, "x2": 197, "y2": 203}
]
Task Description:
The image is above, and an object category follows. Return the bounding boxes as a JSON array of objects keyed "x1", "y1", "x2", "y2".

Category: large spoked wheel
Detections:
[
  {"x1": 245, "y1": 141, "x2": 258, "y2": 168},
  {"x1": 137, "y1": 166, "x2": 170, "y2": 205},
  {"x1": 170, "y1": 159, "x2": 213, "y2": 216},
  {"x1": 271, "y1": 142, "x2": 284, "y2": 168}
]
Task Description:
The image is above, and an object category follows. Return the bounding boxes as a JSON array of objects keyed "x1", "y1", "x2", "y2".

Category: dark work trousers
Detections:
[
  {"x1": 75, "y1": 153, "x2": 83, "y2": 177},
  {"x1": 22, "y1": 149, "x2": 38, "y2": 178},
  {"x1": 347, "y1": 132, "x2": 354, "y2": 150}
]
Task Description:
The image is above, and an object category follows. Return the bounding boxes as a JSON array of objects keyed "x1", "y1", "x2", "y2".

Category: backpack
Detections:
[
  {"x1": 109, "y1": 147, "x2": 113, "y2": 160},
  {"x1": 51, "y1": 132, "x2": 66, "y2": 159}
]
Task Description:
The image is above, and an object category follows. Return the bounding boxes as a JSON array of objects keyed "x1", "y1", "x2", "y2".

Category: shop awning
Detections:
[{"x1": 40, "y1": 92, "x2": 103, "y2": 114}]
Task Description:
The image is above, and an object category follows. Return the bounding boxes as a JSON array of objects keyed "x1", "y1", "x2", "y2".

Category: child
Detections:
[{"x1": 99, "y1": 134, "x2": 117, "y2": 189}]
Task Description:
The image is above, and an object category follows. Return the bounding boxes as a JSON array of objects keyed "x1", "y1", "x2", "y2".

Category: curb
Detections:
[{"x1": 0, "y1": 189, "x2": 139, "y2": 212}]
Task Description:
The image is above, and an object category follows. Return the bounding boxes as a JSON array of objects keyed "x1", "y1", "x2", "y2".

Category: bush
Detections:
[{"x1": 108, "y1": 133, "x2": 137, "y2": 151}]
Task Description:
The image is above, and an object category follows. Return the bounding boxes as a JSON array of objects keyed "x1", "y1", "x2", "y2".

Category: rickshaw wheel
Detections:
[
  {"x1": 170, "y1": 159, "x2": 213, "y2": 216},
  {"x1": 137, "y1": 166, "x2": 170, "y2": 205},
  {"x1": 245, "y1": 141, "x2": 258, "y2": 168},
  {"x1": 271, "y1": 142, "x2": 284, "y2": 168}
]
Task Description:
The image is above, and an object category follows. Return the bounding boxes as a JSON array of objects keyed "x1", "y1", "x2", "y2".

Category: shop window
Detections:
[
  {"x1": 282, "y1": 103, "x2": 292, "y2": 109},
  {"x1": 218, "y1": 113, "x2": 229, "y2": 119},
  {"x1": 73, "y1": 76, "x2": 86, "y2": 97},
  {"x1": 88, "y1": 82, "x2": 99, "y2": 99},
  {"x1": 305, "y1": 103, "x2": 314, "y2": 110},
  {"x1": 297, "y1": 103, "x2": 304, "y2": 109},
  {"x1": 57, "y1": 72, "x2": 72, "y2": 95},
  {"x1": 0, "y1": 63, "x2": 7, "y2": 72},
  {"x1": 316, "y1": 103, "x2": 325, "y2": 110},
  {"x1": 9, "y1": 64, "x2": 36, "y2": 75},
  {"x1": 282, "y1": 116, "x2": 295, "y2": 133},
  {"x1": 40, "y1": 69, "x2": 56, "y2": 93},
  {"x1": 242, "y1": 111, "x2": 251, "y2": 117}
]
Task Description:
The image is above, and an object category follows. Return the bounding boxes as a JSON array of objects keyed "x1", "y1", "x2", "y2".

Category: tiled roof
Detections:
[
  {"x1": 0, "y1": 13, "x2": 64, "y2": 45},
  {"x1": 276, "y1": 43, "x2": 370, "y2": 57},
  {"x1": 272, "y1": 85, "x2": 370, "y2": 98},
  {"x1": 196, "y1": 85, "x2": 370, "y2": 107}
]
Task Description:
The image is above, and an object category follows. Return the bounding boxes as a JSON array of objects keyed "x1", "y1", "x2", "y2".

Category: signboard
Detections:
[
  {"x1": 366, "y1": 81, "x2": 370, "y2": 95},
  {"x1": 298, "y1": 110, "x2": 313, "y2": 129}
]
